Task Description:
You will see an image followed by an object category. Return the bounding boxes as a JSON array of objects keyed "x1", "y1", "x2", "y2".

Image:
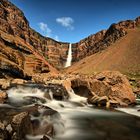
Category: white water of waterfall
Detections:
[{"x1": 65, "y1": 43, "x2": 72, "y2": 67}]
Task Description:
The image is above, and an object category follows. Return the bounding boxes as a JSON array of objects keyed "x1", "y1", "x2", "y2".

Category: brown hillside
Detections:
[
  {"x1": 0, "y1": 0, "x2": 140, "y2": 79},
  {"x1": 67, "y1": 29, "x2": 140, "y2": 75}
]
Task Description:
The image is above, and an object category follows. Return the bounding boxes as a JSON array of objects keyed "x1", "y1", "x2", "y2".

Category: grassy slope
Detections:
[{"x1": 67, "y1": 29, "x2": 140, "y2": 77}]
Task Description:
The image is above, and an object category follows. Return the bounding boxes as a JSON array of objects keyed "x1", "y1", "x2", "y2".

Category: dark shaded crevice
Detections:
[
  {"x1": 2, "y1": 38, "x2": 31, "y2": 54},
  {"x1": 0, "y1": 68, "x2": 31, "y2": 80},
  {"x1": 72, "y1": 85, "x2": 92, "y2": 98}
]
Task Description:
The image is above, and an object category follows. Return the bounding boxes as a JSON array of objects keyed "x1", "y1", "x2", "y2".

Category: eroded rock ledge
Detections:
[
  {"x1": 0, "y1": 71, "x2": 136, "y2": 108},
  {"x1": 0, "y1": 71, "x2": 138, "y2": 139}
]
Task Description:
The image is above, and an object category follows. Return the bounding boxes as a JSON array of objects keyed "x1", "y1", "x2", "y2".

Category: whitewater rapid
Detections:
[{"x1": 3, "y1": 84, "x2": 140, "y2": 140}]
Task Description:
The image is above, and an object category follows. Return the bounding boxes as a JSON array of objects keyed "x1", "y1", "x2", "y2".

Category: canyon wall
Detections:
[
  {"x1": 72, "y1": 17, "x2": 140, "y2": 62},
  {"x1": 0, "y1": 0, "x2": 140, "y2": 78},
  {"x1": 0, "y1": 0, "x2": 69, "y2": 78}
]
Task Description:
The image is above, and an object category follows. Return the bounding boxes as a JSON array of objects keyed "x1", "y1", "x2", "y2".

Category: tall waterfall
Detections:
[{"x1": 65, "y1": 43, "x2": 72, "y2": 67}]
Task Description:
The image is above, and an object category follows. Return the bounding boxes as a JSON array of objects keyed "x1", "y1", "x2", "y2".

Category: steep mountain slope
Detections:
[
  {"x1": 0, "y1": 0, "x2": 69, "y2": 78},
  {"x1": 71, "y1": 17, "x2": 140, "y2": 63},
  {"x1": 67, "y1": 28, "x2": 140, "y2": 75},
  {"x1": 0, "y1": 0, "x2": 140, "y2": 79}
]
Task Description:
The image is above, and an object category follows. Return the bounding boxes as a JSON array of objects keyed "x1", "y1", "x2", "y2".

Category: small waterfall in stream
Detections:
[
  {"x1": 65, "y1": 43, "x2": 72, "y2": 67},
  {"x1": 2, "y1": 84, "x2": 140, "y2": 140}
]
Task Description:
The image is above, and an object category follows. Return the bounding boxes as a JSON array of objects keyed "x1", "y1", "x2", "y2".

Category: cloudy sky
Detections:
[{"x1": 10, "y1": 0, "x2": 140, "y2": 43}]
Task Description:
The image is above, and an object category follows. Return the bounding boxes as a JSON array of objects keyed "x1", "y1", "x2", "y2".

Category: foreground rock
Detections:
[
  {"x1": 71, "y1": 71, "x2": 136, "y2": 107},
  {"x1": 0, "y1": 104, "x2": 59, "y2": 140},
  {"x1": 0, "y1": 107, "x2": 32, "y2": 140},
  {"x1": 45, "y1": 83, "x2": 69, "y2": 100},
  {"x1": 23, "y1": 104, "x2": 57, "y2": 137}
]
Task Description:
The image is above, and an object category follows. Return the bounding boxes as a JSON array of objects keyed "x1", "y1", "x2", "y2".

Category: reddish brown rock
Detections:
[
  {"x1": 71, "y1": 71, "x2": 136, "y2": 107},
  {"x1": 0, "y1": 79, "x2": 10, "y2": 89},
  {"x1": 0, "y1": 0, "x2": 140, "y2": 80},
  {"x1": 0, "y1": 0, "x2": 140, "y2": 73},
  {"x1": 0, "y1": 90, "x2": 7, "y2": 103},
  {"x1": 11, "y1": 78, "x2": 26, "y2": 85},
  {"x1": 0, "y1": 108, "x2": 32, "y2": 140},
  {"x1": 87, "y1": 93, "x2": 109, "y2": 107},
  {"x1": 0, "y1": 104, "x2": 58, "y2": 139},
  {"x1": 0, "y1": 0, "x2": 66, "y2": 78}
]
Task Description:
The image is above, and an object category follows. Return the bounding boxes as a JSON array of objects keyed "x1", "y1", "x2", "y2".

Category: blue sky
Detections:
[{"x1": 9, "y1": 0, "x2": 140, "y2": 43}]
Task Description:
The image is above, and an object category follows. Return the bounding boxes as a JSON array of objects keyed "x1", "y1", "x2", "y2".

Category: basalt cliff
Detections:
[
  {"x1": 0, "y1": 0, "x2": 70, "y2": 79},
  {"x1": 0, "y1": 0, "x2": 140, "y2": 79}
]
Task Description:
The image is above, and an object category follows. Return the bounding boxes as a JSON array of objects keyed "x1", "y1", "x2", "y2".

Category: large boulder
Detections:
[
  {"x1": 45, "y1": 83, "x2": 69, "y2": 100},
  {"x1": 0, "y1": 104, "x2": 59, "y2": 140},
  {"x1": 0, "y1": 107, "x2": 32, "y2": 140},
  {"x1": 23, "y1": 104, "x2": 56, "y2": 137},
  {"x1": 71, "y1": 71, "x2": 136, "y2": 107}
]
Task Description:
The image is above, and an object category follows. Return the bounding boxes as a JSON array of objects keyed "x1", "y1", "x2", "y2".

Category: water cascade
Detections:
[
  {"x1": 2, "y1": 84, "x2": 140, "y2": 140},
  {"x1": 65, "y1": 43, "x2": 72, "y2": 67}
]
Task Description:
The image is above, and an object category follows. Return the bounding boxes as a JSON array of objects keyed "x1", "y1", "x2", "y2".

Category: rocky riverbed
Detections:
[{"x1": 0, "y1": 71, "x2": 140, "y2": 140}]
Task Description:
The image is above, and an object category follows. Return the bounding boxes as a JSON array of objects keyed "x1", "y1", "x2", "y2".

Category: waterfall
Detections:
[{"x1": 65, "y1": 43, "x2": 72, "y2": 67}]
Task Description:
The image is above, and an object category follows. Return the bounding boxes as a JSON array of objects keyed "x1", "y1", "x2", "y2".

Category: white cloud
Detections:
[
  {"x1": 38, "y1": 22, "x2": 60, "y2": 40},
  {"x1": 54, "y1": 35, "x2": 59, "y2": 41},
  {"x1": 38, "y1": 22, "x2": 52, "y2": 36},
  {"x1": 56, "y1": 17, "x2": 74, "y2": 30}
]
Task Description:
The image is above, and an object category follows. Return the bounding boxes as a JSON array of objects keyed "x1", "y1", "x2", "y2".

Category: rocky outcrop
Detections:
[
  {"x1": 24, "y1": 104, "x2": 57, "y2": 137},
  {"x1": 71, "y1": 71, "x2": 136, "y2": 107},
  {"x1": 0, "y1": 104, "x2": 60, "y2": 140},
  {"x1": 44, "y1": 83, "x2": 69, "y2": 100},
  {"x1": 0, "y1": 108, "x2": 32, "y2": 140},
  {"x1": 72, "y1": 17, "x2": 140, "y2": 62}
]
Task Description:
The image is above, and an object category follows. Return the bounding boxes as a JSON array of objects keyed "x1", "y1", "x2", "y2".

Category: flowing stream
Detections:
[
  {"x1": 65, "y1": 44, "x2": 72, "y2": 67},
  {"x1": 4, "y1": 84, "x2": 140, "y2": 140}
]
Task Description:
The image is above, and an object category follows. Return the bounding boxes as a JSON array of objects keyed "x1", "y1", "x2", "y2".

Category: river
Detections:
[{"x1": 5, "y1": 84, "x2": 140, "y2": 140}]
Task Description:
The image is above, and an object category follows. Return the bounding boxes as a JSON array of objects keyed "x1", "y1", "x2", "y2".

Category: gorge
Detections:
[{"x1": 0, "y1": 0, "x2": 140, "y2": 140}]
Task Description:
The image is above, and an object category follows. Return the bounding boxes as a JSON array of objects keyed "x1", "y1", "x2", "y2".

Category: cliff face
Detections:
[
  {"x1": 0, "y1": 0, "x2": 140, "y2": 78},
  {"x1": 71, "y1": 17, "x2": 140, "y2": 62},
  {"x1": 28, "y1": 29, "x2": 69, "y2": 69},
  {"x1": 0, "y1": 0, "x2": 69, "y2": 78},
  {"x1": 66, "y1": 28, "x2": 140, "y2": 75}
]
